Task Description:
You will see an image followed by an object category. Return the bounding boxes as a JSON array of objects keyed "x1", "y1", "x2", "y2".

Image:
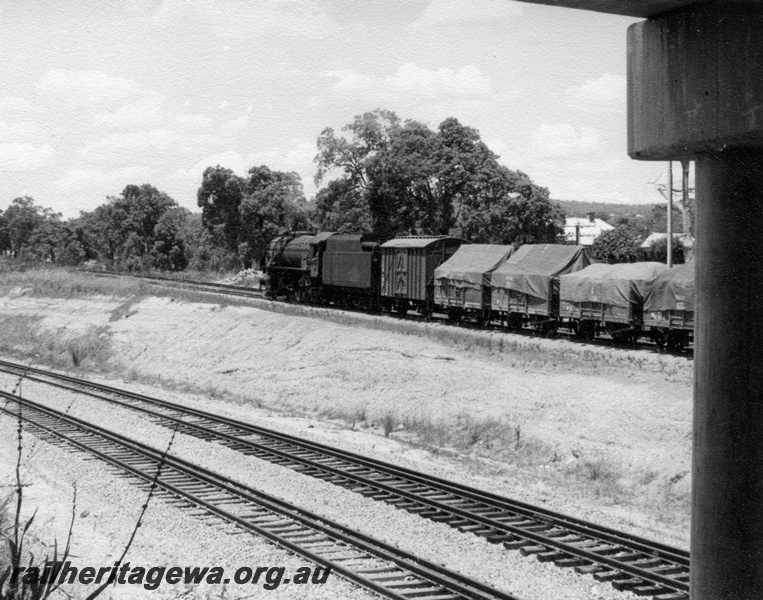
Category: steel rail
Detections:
[
  {"x1": 0, "y1": 390, "x2": 523, "y2": 600},
  {"x1": 0, "y1": 360, "x2": 689, "y2": 599}
]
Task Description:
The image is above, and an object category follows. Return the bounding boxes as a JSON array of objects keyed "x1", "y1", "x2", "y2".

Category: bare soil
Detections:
[{"x1": 0, "y1": 284, "x2": 693, "y2": 598}]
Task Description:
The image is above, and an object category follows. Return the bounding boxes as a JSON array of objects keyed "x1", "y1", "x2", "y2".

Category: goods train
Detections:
[{"x1": 261, "y1": 231, "x2": 694, "y2": 350}]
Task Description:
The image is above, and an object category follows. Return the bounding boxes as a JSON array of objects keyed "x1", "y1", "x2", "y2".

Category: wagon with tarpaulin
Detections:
[
  {"x1": 559, "y1": 261, "x2": 669, "y2": 342},
  {"x1": 643, "y1": 262, "x2": 694, "y2": 350},
  {"x1": 433, "y1": 244, "x2": 515, "y2": 324},
  {"x1": 490, "y1": 244, "x2": 591, "y2": 331}
]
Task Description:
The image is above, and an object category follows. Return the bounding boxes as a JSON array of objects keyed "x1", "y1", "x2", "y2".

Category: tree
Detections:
[
  {"x1": 20, "y1": 219, "x2": 66, "y2": 262},
  {"x1": 151, "y1": 207, "x2": 191, "y2": 271},
  {"x1": 314, "y1": 179, "x2": 371, "y2": 233},
  {"x1": 78, "y1": 184, "x2": 182, "y2": 269},
  {"x1": 1, "y1": 197, "x2": 59, "y2": 258},
  {"x1": 238, "y1": 166, "x2": 309, "y2": 265},
  {"x1": 648, "y1": 236, "x2": 686, "y2": 264},
  {"x1": 648, "y1": 204, "x2": 684, "y2": 234},
  {"x1": 314, "y1": 110, "x2": 564, "y2": 243},
  {"x1": 197, "y1": 166, "x2": 246, "y2": 253},
  {"x1": 591, "y1": 226, "x2": 641, "y2": 263},
  {"x1": 0, "y1": 209, "x2": 9, "y2": 254}
]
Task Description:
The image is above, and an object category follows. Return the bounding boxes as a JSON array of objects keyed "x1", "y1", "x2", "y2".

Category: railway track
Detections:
[
  {"x1": 0, "y1": 389, "x2": 523, "y2": 600},
  {"x1": 0, "y1": 360, "x2": 690, "y2": 600},
  {"x1": 84, "y1": 270, "x2": 692, "y2": 355}
]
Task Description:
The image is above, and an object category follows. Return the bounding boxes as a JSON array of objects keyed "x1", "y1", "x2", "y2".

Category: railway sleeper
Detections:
[
  {"x1": 574, "y1": 564, "x2": 608, "y2": 575},
  {"x1": 385, "y1": 580, "x2": 434, "y2": 590},
  {"x1": 649, "y1": 565, "x2": 690, "y2": 576},
  {"x1": 519, "y1": 545, "x2": 552, "y2": 556},
  {"x1": 611, "y1": 577, "x2": 651, "y2": 591},
  {"x1": 593, "y1": 569, "x2": 631, "y2": 583},
  {"x1": 630, "y1": 584, "x2": 679, "y2": 597},
  {"x1": 536, "y1": 550, "x2": 570, "y2": 563},
  {"x1": 503, "y1": 538, "x2": 533, "y2": 550},
  {"x1": 552, "y1": 557, "x2": 589, "y2": 568}
]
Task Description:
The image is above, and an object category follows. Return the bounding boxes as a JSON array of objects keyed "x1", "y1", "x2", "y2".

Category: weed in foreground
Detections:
[{"x1": 0, "y1": 366, "x2": 179, "y2": 599}]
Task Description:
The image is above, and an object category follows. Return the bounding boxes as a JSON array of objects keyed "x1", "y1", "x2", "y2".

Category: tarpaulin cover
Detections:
[
  {"x1": 491, "y1": 244, "x2": 591, "y2": 301},
  {"x1": 643, "y1": 262, "x2": 695, "y2": 312},
  {"x1": 434, "y1": 244, "x2": 515, "y2": 287},
  {"x1": 560, "y1": 262, "x2": 669, "y2": 308}
]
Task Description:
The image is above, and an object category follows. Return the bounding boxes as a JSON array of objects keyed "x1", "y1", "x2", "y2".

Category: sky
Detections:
[{"x1": 0, "y1": 0, "x2": 676, "y2": 219}]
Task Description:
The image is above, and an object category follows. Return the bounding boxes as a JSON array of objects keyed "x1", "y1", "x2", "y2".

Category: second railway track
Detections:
[
  {"x1": 0, "y1": 359, "x2": 690, "y2": 600},
  {"x1": 0, "y1": 389, "x2": 523, "y2": 600}
]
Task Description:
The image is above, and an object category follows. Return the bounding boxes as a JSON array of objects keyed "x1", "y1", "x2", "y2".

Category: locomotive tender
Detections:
[{"x1": 263, "y1": 231, "x2": 694, "y2": 349}]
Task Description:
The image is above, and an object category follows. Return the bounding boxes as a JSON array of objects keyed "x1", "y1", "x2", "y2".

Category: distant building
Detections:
[
  {"x1": 639, "y1": 232, "x2": 694, "y2": 249},
  {"x1": 563, "y1": 211, "x2": 614, "y2": 246},
  {"x1": 639, "y1": 232, "x2": 694, "y2": 261}
]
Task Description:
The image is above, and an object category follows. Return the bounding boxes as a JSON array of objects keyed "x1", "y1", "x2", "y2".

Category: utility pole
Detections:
[
  {"x1": 681, "y1": 160, "x2": 691, "y2": 237},
  {"x1": 667, "y1": 161, "x2": 673, "y2": 267}
]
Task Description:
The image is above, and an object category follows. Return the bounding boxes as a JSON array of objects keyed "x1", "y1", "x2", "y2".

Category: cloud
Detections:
[
  {"x1": 227, "y1": 115, "x2": 250, "y2": 131},
  {"x1": 324, "y1": 63, "x2": 492, "y2": 102},
  {"x1": 247, "y1": 140, "x2": 317, "y2": 192},
  {"x1": 56, "y1": 166, "x2": 153, "y2": 193},
  {"x1": 565, "y1": 74, "x2": 626, "y2": 112},
  {"x1": 165, "y1": 149, "x2": 249, "y2": 209},
  {"x1": 38, "y1": 69, "x2": 141, "y2": 108},
  {"x1": 0, "y1": 119, "x2": 42, "y2": 142},
  {"x1": 410, "y1": 0, "x2": 522, "y2": 29},
  {"x1": 154, "y1": 0, "x2": 340, "y2": 39},
  {"x1": 95, "y1": 92, "x2": 165, "y2": 129},
  {"x1": 174, "y1": 112, "x2": 215, "y2": 130},
  {"x1": 0, "y1": 143, "x2": 54, "y2": 171},
  {"x1": 531, "y1": 123, "x2": 600, "y2": 157},
  {"x1": 80, "y1": 128, "x2": 175, "y2": 158},
  {"x1": 0, "y1": 96, "x2": 34, "y2": 115}
]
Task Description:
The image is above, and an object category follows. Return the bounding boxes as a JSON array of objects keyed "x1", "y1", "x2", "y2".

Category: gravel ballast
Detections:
[{"x1": 1, "y1": 371, "x2": 644, "y2": 600}]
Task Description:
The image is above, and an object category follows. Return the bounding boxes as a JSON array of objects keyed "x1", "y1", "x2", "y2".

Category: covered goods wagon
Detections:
[
  {"x1": 491, "y1": 244, "x2": 590, "y2": 330},
  {"x1": 433, "y1": 244, "x2": 515, "y2": 322},
  {"x1": 380, "y1": 236, "x2": 468, "y2": 315},
  {"x1": 643, "y1": 262, "x2": 694, "y2": 349},
  {"x1": 559, "y1": 261, "x2": 669, "y2": 340}
]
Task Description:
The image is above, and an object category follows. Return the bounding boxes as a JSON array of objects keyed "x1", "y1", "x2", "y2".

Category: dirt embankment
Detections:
[{"x1": 0, "y1": 290, "x2": 693, "y2": 546}]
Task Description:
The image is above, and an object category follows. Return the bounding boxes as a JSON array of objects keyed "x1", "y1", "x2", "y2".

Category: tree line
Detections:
[{"x1": 1, "y1": 109, "x2": 569, "y2": 271}]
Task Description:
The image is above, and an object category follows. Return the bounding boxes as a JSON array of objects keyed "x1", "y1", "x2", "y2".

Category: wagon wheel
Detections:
[
  {"x1": 447, "y1": 308, "x2": 462, "y2": 323},
  {"x1": 575, "y1": 321, "x2": 595, "y2": 341},
  {"x1": 651, "y1": 329, "x2": 667, "y2": 350}
]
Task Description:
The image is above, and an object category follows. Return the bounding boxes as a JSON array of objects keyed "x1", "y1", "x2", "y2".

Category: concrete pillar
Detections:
[
  {"x1": 627, "y1": 4, "x2": 763, "y2": 597},
  {"x1": 692, "y1": 149, "x2": 763, "y2": 598}
]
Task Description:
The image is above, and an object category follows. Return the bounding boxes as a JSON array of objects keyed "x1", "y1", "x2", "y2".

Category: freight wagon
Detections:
[
  {"x1": 491, "y1": 244, "x2": 591, "y2": 331},
  {"x1": 379, "y1": 237, "x2": 468, "y2": 316},
  {"x1": 643, "y1": 262, "x2": 694, "y2": 350},
  {"x1": 433, "y1": 244, "x2": 515, "y2": 324},
  {"x1": 559, "y1": 262, "x2": 669, "y2": 342}
]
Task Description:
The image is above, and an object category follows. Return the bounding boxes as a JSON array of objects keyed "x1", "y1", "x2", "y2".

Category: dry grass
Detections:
[
  {"x1": 0, "y1": 264, "x2": 691, "y2": 541},
  {"x1": 0, "y1": 316, "x2": 113, "y2": 371}
]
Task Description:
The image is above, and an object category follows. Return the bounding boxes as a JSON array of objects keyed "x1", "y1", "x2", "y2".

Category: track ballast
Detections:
[
  {"x1": 0, "y1": 360, "x2": 690, "y2": 600},
  {"x1": 0, "y1": 388, "x2": 523, "y2": 600}
]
